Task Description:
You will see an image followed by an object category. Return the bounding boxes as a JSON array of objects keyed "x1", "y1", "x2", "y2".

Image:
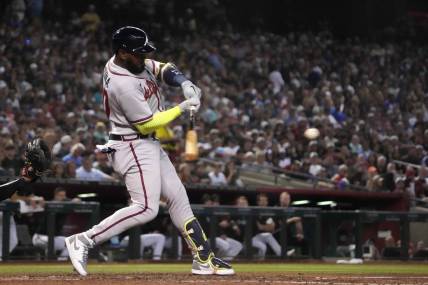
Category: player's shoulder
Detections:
[{"x1": 144, "y1": 59, "x2": 166, "y2": 77}]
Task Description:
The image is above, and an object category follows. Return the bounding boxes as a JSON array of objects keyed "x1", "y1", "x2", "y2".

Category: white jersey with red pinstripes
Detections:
[{"x1": 102, "y1": 56, "x2": 165, "y2": 135}]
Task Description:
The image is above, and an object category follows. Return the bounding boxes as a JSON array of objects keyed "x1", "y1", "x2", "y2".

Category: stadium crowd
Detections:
[{"x1": 0, "y1": 1, "x2": 428, "y2": 203}]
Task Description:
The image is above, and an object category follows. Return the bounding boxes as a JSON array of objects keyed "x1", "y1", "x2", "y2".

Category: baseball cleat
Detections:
[
  {"x1": 65, "y1": 233, "x2": 94, "y2": 276},
  {"x1": 192, "y1": 256, "x2": 235, "y2": 275}
]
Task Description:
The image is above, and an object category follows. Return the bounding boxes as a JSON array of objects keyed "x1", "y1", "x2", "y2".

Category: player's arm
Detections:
[
  {"x1": 145, "y1": 59, "x2": 201, "y2": 101},
  {"x1": 134, "y1": 97, "x2": 199, "y2": 135},
  {"x1": 0, "y1": 178, "x2": 28, "y2": 201},
  {"x1": 257, "y1": 218, "x2": 276, "y2": 233}
]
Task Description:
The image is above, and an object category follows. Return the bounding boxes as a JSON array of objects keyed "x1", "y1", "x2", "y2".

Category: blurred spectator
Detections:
[
  {"x1": 366, "y1": 166, "x2": 378, "y2": 191},
  {"x1": 349, "y1": 135, "x2": 363, "y2": 155},
  {"x1": 252, "y1": 193, "x2": 282, "y2": 259},
  {"x1": 208, "y1": 163, "x2": 227, "y2": 186},
  {"x1": 394, "y1": 176, "x2": 407, "y2": 193},
  {"x1": 331, "y1": 164, "x2": 350, "y2": 190},
  {"x1": 276, "y1": 192, "x2": 307, "y2": 255},
  {"x1": 75, "y1": 152, "x2": 116, "y2": 181},
  {"x1": 382, "y1": 236, "x2": 401, "y2": 259},
  {"x1": 415, "y1": 166, "x2": 428, "y2": 200},
  {"x1": 308, "y1": 152, "x2": 323, "y2": 177},
  {"x1": 199, "y1": 193, "x2": 238, "y2": 259},
  {"x1": 80, "y1": 4, "x2": 101, "y2": 32},
  {"x1": 201, "y1": 194, "x2": 220, "y2": 206},
  {"x1": 93, "y1": 122, "x2": 108, "y2": 145},
  {"x1": 93, "y1": 150, "x2": 114, "y2": 176},
  {"x1": 413, "y1": 240, "x2": 428, "y2": 259},
  {"x1": 382, "y1": 163, "x2": 397, "y2": 192},
  {"x1": 62, "y1": 143, "x2": 86, "y2": 168},
  {"x1": 224, "y1": 161, "x2": 244, "y2": 187},
  {"x1": 178, "y1": 162, "x2": 197, "y2": 184},
  {"x1": 52, "y1": 135, "x2": 73, "y2": 159},
  {"x1": 64, "y1": 161, "x2": 77, "y2": 179},
  {"x1": 50, "y1": 161, "x2": 67, "y2": 179},
  {"x1": 0, "y1": 4, "x2": 427, "y2": 196},
  {"x1": 120, "y1": 233, "x2": 166, "y2": 260},
  {"x1": 9, "y1": 0, "x2": 26, "y2": 23},
  {"x1": 193, "y1": 161, "x2": 210, "y2": 184},
  {"x1": 217, "y1": 215, "x2": 243, "y2": 260},
  {"x1": 1, "y1": 142, "x2": 24, "y2": 176}
]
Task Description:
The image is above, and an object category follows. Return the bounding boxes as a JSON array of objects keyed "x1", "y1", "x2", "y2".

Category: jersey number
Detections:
[{"x1": 102, "y1": 88, "x2": 110, "y2": 118}]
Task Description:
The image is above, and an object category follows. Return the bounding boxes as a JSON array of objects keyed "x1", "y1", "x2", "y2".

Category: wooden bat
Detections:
[{"x1": 184, "y1": 106, "x2": 199, "y2": 162}]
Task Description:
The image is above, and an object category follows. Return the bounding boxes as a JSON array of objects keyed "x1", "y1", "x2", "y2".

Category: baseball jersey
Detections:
[{"x1": 102, "y1": 56, "x2": 165, "y2": 135}]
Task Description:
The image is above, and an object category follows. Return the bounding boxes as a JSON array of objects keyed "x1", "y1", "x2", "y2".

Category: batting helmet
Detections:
[{"x1": 112, "y1": 26, "x2": 156, "y2": 54}]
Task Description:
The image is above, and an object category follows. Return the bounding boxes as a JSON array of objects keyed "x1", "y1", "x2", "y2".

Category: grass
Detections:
[{"x1": 0, "y1": 262, "x2": 427, "y2": 275}]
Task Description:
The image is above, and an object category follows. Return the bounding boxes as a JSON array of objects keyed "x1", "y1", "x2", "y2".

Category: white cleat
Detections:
[
  {"x1": 65, "y1": 233, "x2": 94, "y2": 276},
  {"x1": 191, "y1": 256, "x2": 235, "y2": 275}
]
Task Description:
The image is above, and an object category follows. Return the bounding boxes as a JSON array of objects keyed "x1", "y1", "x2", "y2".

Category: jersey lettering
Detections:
[{"x1": 143, "y1": 80, "x2": 158, "y2": 100}]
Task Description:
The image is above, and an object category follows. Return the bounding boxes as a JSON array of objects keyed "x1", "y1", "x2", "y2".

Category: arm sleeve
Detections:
[
  {"x1": 134, "y1": 106, "x2": 182, "y2": 135},
  {"x1": 145, "y1": 59, "x2": 187, "y2": 87},
  {"x1": 0, "y1": 178, "x2": 26, "y2": 201},
  {"x1": 117, "y1": 83, "x2": 153, "y2": 124}
]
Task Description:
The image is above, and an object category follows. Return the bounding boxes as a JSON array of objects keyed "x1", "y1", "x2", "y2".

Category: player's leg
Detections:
[
  {"x1": 261, "y1": 232, "x2": 281, "y2": 256},
  {"x1": 224, "y1": 237, "x2": 243, "y2": 260},
  {"x1": 54, "y1": 236, "x2": 69, "y2": 259},
  {"x1": 215, "y1": 237, "x2": 230, "y2": 258},
  {"x1": 85, "y1": 141, "x2": 161, "y2": 244},
  {"x1": 159, "y1": 149, "x2": 234, "y2": 275},
  {"x1": 252, "y1": 234, "x2": 267, "y2": 258},
  {"x1": 9, "y1": 216, "x2": 17, "y2": 254},
  {"x1": 120, "y1": 235, "x2": 129, "y2": 247},
  {"x1": 140, "y1": 233, "x2": 166, "y2": 260},
  {"x1": 32, "y1": 233, "x2": 48, "y2": 249},
  {"x1": 66, "y1": 140, "x2": 162, "y2": 275}
]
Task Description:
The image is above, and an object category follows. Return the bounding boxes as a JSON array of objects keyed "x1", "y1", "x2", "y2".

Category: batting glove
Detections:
[
  {"x1": 179, "y1": 97, "x2": 201, "y2": 113},
  {"x1": 181, "y1": 80, "x2": 201, "y2": 100}
]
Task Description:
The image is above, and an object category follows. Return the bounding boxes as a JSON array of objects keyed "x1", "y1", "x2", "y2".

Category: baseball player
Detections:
[
  {"x1": 65, "y1": 26, "x2": 234, "y2": 276},
  {"x1": 0, "y1": 138, "x2": 52, "y2": 201}
]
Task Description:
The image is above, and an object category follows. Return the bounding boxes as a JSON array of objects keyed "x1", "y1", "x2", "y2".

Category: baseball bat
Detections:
[{"x1": 184, "y1": 106, "x2": 199, "y2": 162}]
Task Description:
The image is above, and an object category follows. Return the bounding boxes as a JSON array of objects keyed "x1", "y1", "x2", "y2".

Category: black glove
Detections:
[{"x1": 21, "y1": 138, "x2": 52, "y2": 182}]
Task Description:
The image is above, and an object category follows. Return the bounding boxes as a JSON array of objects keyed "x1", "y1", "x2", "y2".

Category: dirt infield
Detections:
[{"x1": 1, "y1": 273, "x2": 428, "y2": 285}]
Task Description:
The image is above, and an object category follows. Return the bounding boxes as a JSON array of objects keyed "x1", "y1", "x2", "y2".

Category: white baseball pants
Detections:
[
  {"x1": 121, "y1": 233, "x2": 166, "y2": 260},
  {"x1": 85, "y1": 139, "x2": 194, "y2": 245},
  {"x1": 215, "y1": 237, "x2": 243, "y2": 260},
  {"x1": 252, "y1": 232, "x2": 281, "y2": 258}
]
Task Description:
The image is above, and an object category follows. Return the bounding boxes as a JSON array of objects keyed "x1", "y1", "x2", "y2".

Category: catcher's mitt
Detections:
[{"x1": 21, "y1": 138, "x2": 52, "y2": 182}]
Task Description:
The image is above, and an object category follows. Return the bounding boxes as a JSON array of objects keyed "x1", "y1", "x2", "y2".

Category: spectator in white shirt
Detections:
[
  {"x1": 76, "y1": 152, "x2": 116, "y2": 182},
  {"x1": 208, "y1": 163, "x2": 227, "y2": 186},
  {"x1": 308, "y1": 152, "x2": 323, "y2": 176}
]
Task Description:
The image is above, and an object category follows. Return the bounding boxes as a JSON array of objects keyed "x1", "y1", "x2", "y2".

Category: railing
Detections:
[
  {"x1": 3, "y1": 203, "x2": 426, "y2": 261},
  {"x1": 0, "y1": 201, "x2": 100, "y2": 260},
  {"x1": 199, "y1": 158, "x2": 370, "y2": 192},
  {"x1": 85, "y1": 206, "x2": 428, "y2": 261},
  {"x1": 0, "y1": 201, "x2": 19, "y2": 259}
]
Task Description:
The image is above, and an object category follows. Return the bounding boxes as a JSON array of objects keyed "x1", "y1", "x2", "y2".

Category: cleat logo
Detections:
[{"x1": 70, "y1": 236, "x2": 80, "y2": 251}]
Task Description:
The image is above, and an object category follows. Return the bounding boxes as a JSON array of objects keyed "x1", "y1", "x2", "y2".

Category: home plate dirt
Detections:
[{"x1": 0, "y1": 273, "x2": 427, "y2": 285}]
